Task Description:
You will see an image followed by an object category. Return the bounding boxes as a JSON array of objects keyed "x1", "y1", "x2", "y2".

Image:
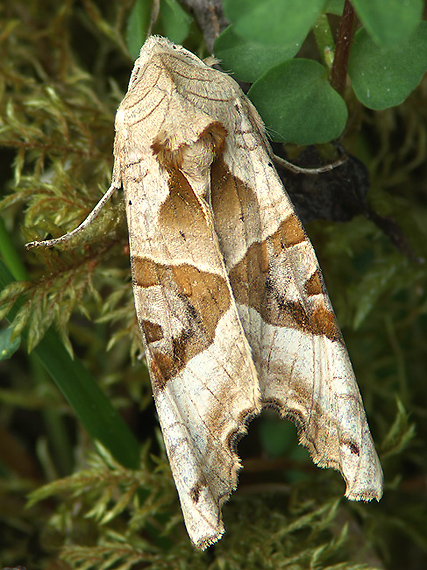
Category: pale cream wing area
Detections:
[{"x1": 110, "y1": 36, "x2": 382, "y2": 548}]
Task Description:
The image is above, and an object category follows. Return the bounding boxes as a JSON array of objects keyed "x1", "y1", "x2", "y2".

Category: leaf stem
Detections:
[
  {"x1": 330, "y1": 0, "x2": 356, "y2": 94},
  {"x1": 313, "y1": 12, "x2": 335, "y2": 70}
]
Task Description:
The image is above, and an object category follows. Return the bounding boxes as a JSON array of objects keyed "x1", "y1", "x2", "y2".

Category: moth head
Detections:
[{"x1": 135, "y1": 36, "x2": 205, "y2": 77}]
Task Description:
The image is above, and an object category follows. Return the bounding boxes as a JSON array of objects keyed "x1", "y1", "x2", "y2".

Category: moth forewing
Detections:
[
  {"x1": 113, "y1": 40, "x2": 265, "y2": 549},
  {"x1": 211, "y1": 125, "x2": 383, "y2": 503},
  {"x1": 27, "y1": 35, "x2": 383, "y2": 549}
]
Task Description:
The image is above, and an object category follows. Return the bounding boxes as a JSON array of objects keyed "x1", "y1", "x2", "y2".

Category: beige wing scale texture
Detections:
[{"x1": 111, "y1": 36, "x2": 383, "y2": 549}]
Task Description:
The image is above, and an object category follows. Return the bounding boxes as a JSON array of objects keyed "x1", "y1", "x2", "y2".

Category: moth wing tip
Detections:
[
  {"x1": 345, "y1": 489, "x2": 383, "y2": 503},
  {"x1": 344, "y1": 477, "x2": 384, "y2": 503},
  {"x1": 192, "y1": 524, "x2": 225, "y2": 551}
]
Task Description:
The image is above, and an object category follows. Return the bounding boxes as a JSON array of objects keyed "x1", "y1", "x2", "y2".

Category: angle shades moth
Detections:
[{"x1": 28, "y1": 36, "x2": 383, "y2": 550}]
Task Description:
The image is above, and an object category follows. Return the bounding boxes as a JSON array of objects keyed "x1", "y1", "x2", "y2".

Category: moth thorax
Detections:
[{"x1": 179, "y1": 122, "x2": 228, "y2": 200}]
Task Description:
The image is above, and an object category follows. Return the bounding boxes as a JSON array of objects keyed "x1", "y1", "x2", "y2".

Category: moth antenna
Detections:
[{"x1": 26, "y1": 184, "x2": 119, "y2": 250}]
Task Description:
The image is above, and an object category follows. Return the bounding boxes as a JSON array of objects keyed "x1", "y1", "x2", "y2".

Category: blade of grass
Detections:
[
  {"x1": 0, "y1": 258, "x2": 141, "y2": 470},
  {"x1": 1, "y1": 219, "x2": 74, "y2": 474},
  {"x1": 0, "y1": 217, "x2": 29, "y2": 281}
]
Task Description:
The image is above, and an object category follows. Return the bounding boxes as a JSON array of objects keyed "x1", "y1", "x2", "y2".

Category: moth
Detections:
[{"x1": 28, "y1": 36, "x2": 383, "y2": 549}]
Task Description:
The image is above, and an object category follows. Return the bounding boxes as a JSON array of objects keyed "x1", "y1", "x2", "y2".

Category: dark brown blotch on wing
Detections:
[
  {"x1": 281, "y1": 301, "x2": 340, "y2": 341},
  {"x1": 134, "y1": 132, "x2": 238, "y2": 390},
  {"x1": 211, "y1": 155, "x2": 261, "y2": 241},
  {"x1": 304, "y1": 269, "x2": 323, "y2": 296},
  {"x1": 210, "y1": 154, "x2": 264, "y2": 320},
  {"x1": 279, "y1": 213, "x2": 306, "y2": 247},
  {"x1": 225, "y1": 239, "x2": 267, "y2": 315},
  {"x1": 141, "y1": 320, "x2": 164, "y2": 343},
  {"x1": 132, "y1": 256, "x2": 231, "y2": 390},
  {"x1": 227, "y1": 220, "x2": 340, "y2": 341},
  {"x1": 190, "y1": 477, "x2": 207, "y2": 504},
  {"x1": 159, "y1": 168, "x2": 208, "y2": 236}
]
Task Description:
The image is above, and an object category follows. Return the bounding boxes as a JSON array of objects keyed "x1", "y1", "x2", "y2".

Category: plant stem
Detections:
[
  {"x1": 313, "y1": 13, "x2": 335, "y2": 70},
  {"x1": 330, "y1": 0, "x2": 356, "y2": 94}
]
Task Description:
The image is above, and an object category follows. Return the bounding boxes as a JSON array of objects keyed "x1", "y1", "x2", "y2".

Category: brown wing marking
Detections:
[
  {"x1": 132, "y1": 256, "x2": 231, "y2": 391},
  {"x1": 211, "y1": 157, "x2": 340, "y2": 342}
]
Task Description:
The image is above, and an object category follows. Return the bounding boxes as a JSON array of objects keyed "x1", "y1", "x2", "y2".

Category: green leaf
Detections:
[
  {"x1": 325, "y1": 0, "x2": 344, "y2": 15},
  {"x1": 127, "y1": 0, "x2": 191, "y2": 59},
  {"x1": 0, "y1": 325, "x2": 21, "y2": 360},
  {"x1": 0, "y1": 259, "x2": 141, "y2": 470},
  {"x1": 248, "y1": 59, "x2": 348, "y2": 144},
  {"x1": 348, "y1": 22, "x2": 427, "y2": 110},
  {"x1": 224, "y1": 0, "x2": 326, "y2": 46},
  {"x1": 214, "y1": 25, "x2": 299, "y2": 82},
  {"x1": 126, "y1": 0, "x2": 154, "y2": 59},
  {"x1": 352, "y1": 0, "x2": 423, "y2": 47},
  {"x1": 160, "y1": 0, "x2": 192, "y2": 45}
]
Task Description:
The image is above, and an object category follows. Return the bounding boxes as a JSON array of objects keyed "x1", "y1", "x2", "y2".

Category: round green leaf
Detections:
[
  {"x1": 224, "y1": 0, "x2": 325, "y2": 46},
  {"x1": 248, "y1": 59, "x2": 348, "y2": 144},
  {"x1": 214, "y1": 25, "x2": 299, "y2": 82},
  {"x1": 348, "y1": 22, "x2": 427, "y2": 110},
  {"x1": 161, "y1": 0, "x2": 192, "y2": 45},
  {"x1": 352, "y1": 0, "x2": 422, "y2": 48},
  {"x1": 126, "y1": 0, "x2": 153, "y2": 59},
  {"x1": 127, "y1": 0, "x2": 191, "y2": 59}
]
